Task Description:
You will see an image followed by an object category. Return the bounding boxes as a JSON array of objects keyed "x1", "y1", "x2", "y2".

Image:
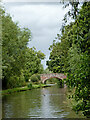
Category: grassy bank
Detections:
[{"x1": 1, "y1": 84, "x2": 50, "y2": 95}]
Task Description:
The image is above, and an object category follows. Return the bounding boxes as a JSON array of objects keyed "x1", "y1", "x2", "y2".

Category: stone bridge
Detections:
[{"x1": 40, "y1": 73, "x2": 67, "y2": 83}]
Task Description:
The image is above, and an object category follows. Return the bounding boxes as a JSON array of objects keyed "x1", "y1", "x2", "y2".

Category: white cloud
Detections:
[{"x1": 4, "y1": 2, "x2": 69, "y2": 69}]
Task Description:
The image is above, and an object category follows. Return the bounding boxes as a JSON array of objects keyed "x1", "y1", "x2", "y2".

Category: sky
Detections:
[{"x1": 3, "y1": 1, "x2": 70, "y2": 69}]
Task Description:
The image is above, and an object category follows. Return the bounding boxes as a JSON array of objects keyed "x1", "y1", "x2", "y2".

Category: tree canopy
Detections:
[
  {"x1": 2, "y1": 8, "x2": 45, "y2": 89},
  {"x1": 47, "y1": 2, "x2": 90, "y2": 117}
]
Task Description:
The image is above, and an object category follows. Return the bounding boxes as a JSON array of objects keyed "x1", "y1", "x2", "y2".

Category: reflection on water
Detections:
[{"x1": 2, "y1": 85, "x2": 85, "y2": 118}]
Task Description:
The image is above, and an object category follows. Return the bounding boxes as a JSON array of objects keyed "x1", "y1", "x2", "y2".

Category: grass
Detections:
[{"x1": 1, "y1": 84, "x2": 51, "y2": 95}]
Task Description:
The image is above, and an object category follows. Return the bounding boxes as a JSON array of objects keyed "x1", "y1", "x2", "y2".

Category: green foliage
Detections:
[
  {"x1": 2, "y1": 8, "x2": 30, "y2": 88},
  {"x1": 47, "y1": 2, "x2": 90, "y2": 117},
  {"x1": 46, "y1": 78, "x2": 57, "y2": 84},
  {"x1": 23, "y1": 48, "x2": 45, "y2": 82},
  {"x1": 43, "y1": 68, "x2": 52, "y2": 74},
  {"x1": 31, "y1": 74, "x2": 39, "y2": 83},
  {"x1": 37, "y1": 50, "x2": 45, "y2": 60},
  {"x1": 65, "y1": 3, "x2": 90, "y2": 117},
  {"x1": 2, "y1": 8, "x2": 45, "y2": 89},
  {"x1": 46, "y1": 24, "x2": 73, "y2": 73},
  {"x1": 57, "y1": 79, "x2": 64, "y2": 88},
  {"x1": 2, "y1": 84, "x2": 50, "y2": 95},
  {"x1": 27, "y1": 83, "x2": 32, "y2": 89},
  {"x1": 36, "y1": 74, "x2": 41, "y2": 80}
]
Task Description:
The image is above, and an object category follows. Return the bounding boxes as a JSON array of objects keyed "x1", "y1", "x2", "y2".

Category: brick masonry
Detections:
[{"x1": 40, "y1": 73, "x2": 67, "y2": 83}]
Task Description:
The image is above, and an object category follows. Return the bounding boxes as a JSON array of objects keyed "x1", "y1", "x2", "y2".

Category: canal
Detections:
[{"x1": 2, "y1": 85, "x2": 84, "y2": 118}]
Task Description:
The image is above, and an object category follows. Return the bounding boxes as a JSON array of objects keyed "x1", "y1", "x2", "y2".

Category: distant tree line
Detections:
[{"x1": 47, "y1": 2, "x2": 90, "y2": 118}]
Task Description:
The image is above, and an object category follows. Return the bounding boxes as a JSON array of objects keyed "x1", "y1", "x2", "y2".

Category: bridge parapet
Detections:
[{"x1": 40, "y1": 73, "x2": 66, "y2": 83}]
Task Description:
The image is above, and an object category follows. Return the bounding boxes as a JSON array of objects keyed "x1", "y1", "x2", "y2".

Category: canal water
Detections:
[{"x1": 2, "y1": 85, "x2": 85, "y2": 118}]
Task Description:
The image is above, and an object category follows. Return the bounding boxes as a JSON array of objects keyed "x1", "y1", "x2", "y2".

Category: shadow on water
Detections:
[{"x1": 2, "y1": 85, "x2": 85, "y2": 118}]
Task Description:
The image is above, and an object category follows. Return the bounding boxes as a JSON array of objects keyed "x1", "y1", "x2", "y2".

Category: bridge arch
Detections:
[
  {"x1": 40, "y1": 73, "x2": 66, "y2": 84},
  {"x1": 43, "y1": 76, "x2": 62, "y2": 84}
]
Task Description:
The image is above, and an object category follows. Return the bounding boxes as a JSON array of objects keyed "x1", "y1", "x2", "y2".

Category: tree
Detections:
[
  {"x1": 43, "y1": 68, "x2": 52, "y2": 74},
  {"x1": 23, "y1": 47, "x2": 45, "y2": 82},
  {"x1": 47, "y1": 2, "x2": 90, "y2": 117},
  {"x1": 2, "y1": 8, "x2": 45, "y2": 89},
  {"x1": 2, "y1": 8, "x2": 31, "y2": 88},
  {"x1": 66, "y1": 2, "x2": 90, "y2": 117},
  {"x1": 46, "y1": 23, "x2": 74, "y2": 73}
]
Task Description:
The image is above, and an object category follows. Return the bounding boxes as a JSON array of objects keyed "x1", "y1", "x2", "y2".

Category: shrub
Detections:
[
  {"x1": 7, "y1": 76, "x2": 19, "y2": 88},
  {"x1": 31, "y1": 74, "x2": 39, "y2": 82},
  {"x1": 57, "y1": 79, "x2": 64, "y2": 88},
  {"x1": 36, "y1": 74, "x2": 41, "y2": 80},
  {"x1": 6, "y1": 73, "x2": 26, "y2": 89},
  {"x1": 27, "y1": 83, "x2": 32, "y2": 89}
]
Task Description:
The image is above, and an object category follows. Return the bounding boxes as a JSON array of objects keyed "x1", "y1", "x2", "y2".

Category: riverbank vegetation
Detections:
[
  {"x1": 1, "y1": 83, "x2": 50, "y2": 95},
  {"x1": 1, "y1": 1, "x2": 90, "y2": 118},
  {"x1": 47, "y1": 2, "x2": 90, "y2": 118},
  {"x1": 1, "y1": 7, "x2": 45, "y2": 89}
]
